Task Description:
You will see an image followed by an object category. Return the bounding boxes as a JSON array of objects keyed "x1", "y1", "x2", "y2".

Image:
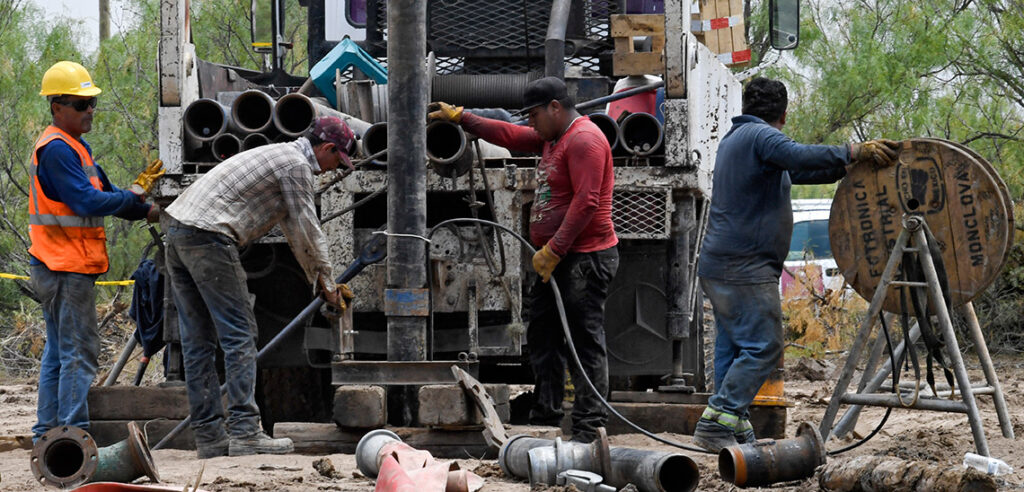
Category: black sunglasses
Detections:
[{"x1": 54, "y1": 97, "x2": 98, "y2": 112}]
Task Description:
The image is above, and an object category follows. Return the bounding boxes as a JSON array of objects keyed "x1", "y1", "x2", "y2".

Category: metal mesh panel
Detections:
[
  {"x1": 430, "y1": 0, "x2": 551, "y2": 52},
  {"x1": 612, "y1": 188, "x2": 672, "y2": 239}
]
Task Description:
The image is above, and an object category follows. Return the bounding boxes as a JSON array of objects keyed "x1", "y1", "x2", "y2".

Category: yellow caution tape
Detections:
[{"x1": 0, "y1": 272, "x2": 134, "y2": 286}]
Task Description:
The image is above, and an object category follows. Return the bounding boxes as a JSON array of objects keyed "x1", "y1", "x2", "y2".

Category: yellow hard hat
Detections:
[{"x1": 40, "y1": 61, "x2": 102, "y2": 97}]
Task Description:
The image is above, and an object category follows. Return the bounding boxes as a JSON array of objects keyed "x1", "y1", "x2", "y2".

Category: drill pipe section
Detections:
[
  {"x1": 212, "y1": 133, "x2": 241, "y2": 162},
  {"x1": 273, "y1": 92, "x2": 373, "y2": 137},
  {"x1": 719, "y1": 422, "x2": 827, "y2": 488},
  {"x1": 499, "y1": 433, "x2": 698, "y2": 492},
  {"x1": 183, "y1": 98, "x2": 229, "y2": 142},
  {"x1": 426, "y1": 120, "x2": 474, "y2": 178},
  {"x1": 587, "y1": 113, "x2": 620, "y2": 151},
  {"x1": 362, "y1": 122, "x2": 389, "y2": 166},
  {"x1": 231, "y1": 90, "x2": 276, "y2": 133},
  {"x1": 618, "y1": 112, "x2": 664, "y2": 156},
  {"x1": 242, "y1": 132, "x2": 271, "y2": 151}
]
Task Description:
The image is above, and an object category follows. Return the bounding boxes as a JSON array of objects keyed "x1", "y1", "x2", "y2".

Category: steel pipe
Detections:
[
  {"x1": 545, "y1": 0, "x2": 573, "y2": 79},
  {"x1": 587, "y1": 113, "x2": 619, "y2": 152},
  {"x1": 362, "y1": 122, "x2": 388, "y2": 166},
  {"x1": 719, "y1": 422, "x2": 826, "y2": 488},
  {"x1": 31, "y1": 422, "x2": 159, "y2": 489},
  {"x1": 432, "y1": 74, "x2": 542, "y2": 110},
  {"x1": 242, "y1": 133, "x2": 271, "y2": 151},
  {"x1": 273, "y1": 92, "x2": 373, "y2": 137},
  {"x1": 426, "y1": 120, "x2": 474, "y2": 178},
  {"x1": 183, "y1": 98, "x2": 229, "y2": 142},
  {"x1": 607, "y1": 446, "x2": 699, "y2": 492},
  {"x1": 499, "y1": 435, "x2": 553, "y2": 478},
  {"x1": 212, "y1": 133, "x2": 241, "y2": 162},
  {"x1": 355, "y1": 429, "x2": 402, "y2": 478},
  {"x1": 231, "y1": 90, "x2": 276, "y2": 133},
  {"x1": 618, "y1": 112, "x2": 664, "y2": 156}
]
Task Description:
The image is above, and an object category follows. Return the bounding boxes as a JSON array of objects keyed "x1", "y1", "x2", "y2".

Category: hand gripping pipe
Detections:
[
  {"x1": 618, "y1": 112, "x2": 664, "y2": 156},
  {"x1": 152, "y1": 232, "x2": 388, "y2": 450},
  {"x1": 231, "y1": 90, "x2": 276, "y2": 133}
]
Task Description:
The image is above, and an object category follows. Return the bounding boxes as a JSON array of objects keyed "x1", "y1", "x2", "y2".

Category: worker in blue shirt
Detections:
[
  {"x1": 29, "y1": 61, "x2": 164, "y2": 441},
  {"x1": 692, "y1": 77, "x2": 898, "y2": 452}
]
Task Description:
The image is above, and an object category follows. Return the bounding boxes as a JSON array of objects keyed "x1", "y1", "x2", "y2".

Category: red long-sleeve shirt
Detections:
[{"x1": 461, "y1": 113, "x2": 618, "y2": 256}]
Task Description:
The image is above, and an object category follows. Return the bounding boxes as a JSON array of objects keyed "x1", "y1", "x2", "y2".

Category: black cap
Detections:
[{"x1": 520, "y1": 76, "x2": 569, "y2": 114}]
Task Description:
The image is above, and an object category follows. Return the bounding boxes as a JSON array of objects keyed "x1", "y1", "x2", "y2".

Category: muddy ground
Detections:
[{"x1": 1, "y1": 354, "x2": 1022, "y2": 491}]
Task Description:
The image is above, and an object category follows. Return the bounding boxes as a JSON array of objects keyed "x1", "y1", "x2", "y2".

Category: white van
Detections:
[{"x1": 781, "y1": 199, "x2": 846, "y2": 298}]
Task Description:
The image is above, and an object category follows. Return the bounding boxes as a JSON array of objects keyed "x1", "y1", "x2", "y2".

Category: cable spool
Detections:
[{"x1": 829, "y1": 138, "x2": 1013, "y2": 312}]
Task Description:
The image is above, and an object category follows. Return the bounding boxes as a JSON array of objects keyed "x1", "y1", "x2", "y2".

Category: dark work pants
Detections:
[{"x1": 527, "y1": 246, "x2": 618, "y2": 441}]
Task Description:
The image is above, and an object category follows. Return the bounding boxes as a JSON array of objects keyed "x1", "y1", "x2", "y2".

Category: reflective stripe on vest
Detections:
[{"x1": 28, "y1": 125, "x2": 109, "y2": 274}]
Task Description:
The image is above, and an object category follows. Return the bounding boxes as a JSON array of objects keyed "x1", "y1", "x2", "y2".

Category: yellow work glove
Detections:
[
  {"x1": 336, "y1": 283, "x2": 355, "y2": 313},
  {"x1": 850, "y1": 139, "x2": 900, "y2": 167},
  {"x1": 130, "y1": 159, "x2": 166, "y2": 195},
  {"x1": 532, "y1": 244, "x2": 561, "y2": 283},
  {"x1": 427, "y1": 101, "x2": 464, "y2": 123}
]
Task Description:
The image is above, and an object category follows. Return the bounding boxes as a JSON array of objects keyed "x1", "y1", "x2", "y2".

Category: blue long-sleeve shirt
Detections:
[
  {"x1": 697, "y1": 115, "x2": 850, "y2": 283},
  {"x1": 30, "y1": 138, "x2": 151, "y2": 265}
]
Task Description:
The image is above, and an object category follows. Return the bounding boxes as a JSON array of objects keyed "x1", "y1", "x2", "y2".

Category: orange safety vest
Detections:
[{"x1": 28, "y1": 125, "x2": 108, "y2": 274}]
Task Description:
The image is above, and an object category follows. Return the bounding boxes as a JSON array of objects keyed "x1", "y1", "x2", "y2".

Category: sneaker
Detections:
[
  {"x1": 692, "y1": 418, "x2": 738, "y2": 454},
  {"x1": 734, "y1": 419, "x2": 756, "y2": 445},
  {"x1": 196, "y1": 436, "x2": 230, "y2": 459},
  {"x1": 228, "y1": 431, "x2": 294, "y2": 456}
]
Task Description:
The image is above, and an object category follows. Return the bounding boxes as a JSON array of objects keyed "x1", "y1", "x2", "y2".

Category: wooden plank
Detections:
[
  {"x1": 699, "y1": 0, "x2": 720, "y2": 54},
  {"x1": 715, "y1": 0, "x2": 733, "y2": 54},
  {"x1": 610, "y1": 14, "x2": 666, "y2": 37},
  {"x1": 88, "y1": 386, "x2": 191, "y2": 420},
  {"x1": 613, "y1": 52, "x2": 666, "y2": 76},
  {"x1": 614, "y1": 36, "x2": 634, "y2": 54}
]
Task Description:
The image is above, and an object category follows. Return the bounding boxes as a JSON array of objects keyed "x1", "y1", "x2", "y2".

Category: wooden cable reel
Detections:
[{"x1": 829, "y1": 138, "x2": 1013, "y2": 312}]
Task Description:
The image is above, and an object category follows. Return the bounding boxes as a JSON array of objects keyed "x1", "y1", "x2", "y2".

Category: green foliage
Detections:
[{"x1": 191, "y1": 0, "x2": 309, "y2": 74}]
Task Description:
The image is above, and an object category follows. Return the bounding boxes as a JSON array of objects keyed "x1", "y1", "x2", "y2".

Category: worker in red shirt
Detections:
[{"x1": 431, "y1": 77, "x2": 618, "y2": 443}]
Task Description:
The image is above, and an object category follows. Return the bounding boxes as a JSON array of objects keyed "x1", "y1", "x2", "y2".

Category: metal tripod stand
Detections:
[{"x1": 818, "y1": 214, "x2": 1014, "y2": 456}]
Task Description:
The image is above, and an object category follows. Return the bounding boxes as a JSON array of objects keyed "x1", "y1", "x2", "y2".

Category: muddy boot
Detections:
[
  {"x1": 229, "y1": 431, "x2": 294, "y2": 456},
  {"x1": 693, "y1": 418, "x2": 738, "y2": 453},
  {"x1": 196, "y1": 435, "x2": 229, "y2": 459},
  {"x1": 734, "y1": 419, "x2": 756, "y2": 445}
]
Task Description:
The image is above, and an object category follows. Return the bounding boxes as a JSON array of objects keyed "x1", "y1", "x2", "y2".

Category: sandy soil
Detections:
[{"x1": 1, "y1": 354, "x2": 1022, "y2": 491}]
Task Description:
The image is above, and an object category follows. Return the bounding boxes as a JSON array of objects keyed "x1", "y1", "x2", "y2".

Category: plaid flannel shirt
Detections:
[{"x1": 165, "y1": 138, "x2": 333, "y2": 287}]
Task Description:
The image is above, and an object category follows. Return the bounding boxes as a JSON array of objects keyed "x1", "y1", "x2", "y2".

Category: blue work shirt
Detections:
[
  {"x1": 30, "y1": 138, "x2": 151, "y2": 265},
  {"x1": 697, "y1": 115, "x2": 849, "y2": 284}
]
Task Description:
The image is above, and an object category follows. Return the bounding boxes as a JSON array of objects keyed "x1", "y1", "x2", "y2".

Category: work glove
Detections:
[
  {"x1": 532, "y1": 244, "x2": 561, "y2": 283},
  {"x1": 849, "y1": 139, "x2": 899, "y2": 167},
  {"x1": 427, "y1": 102, "x2": 464, "y2": 123},
  {"x1": 130, "y1": 159, "x2": 166, "y2": 195},
  {"x1": 320, "y1": 280, "x2": 355, "y2": 318}
]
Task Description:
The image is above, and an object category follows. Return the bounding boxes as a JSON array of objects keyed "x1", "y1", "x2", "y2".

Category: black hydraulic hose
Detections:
[{"x1": 428, "y1": 218, "x2": 714, "y2": 454}]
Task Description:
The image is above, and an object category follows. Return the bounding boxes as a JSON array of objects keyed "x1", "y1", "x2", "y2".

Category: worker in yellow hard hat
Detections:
[{"x1": 29, "y1": 61, "x2": 165, "y2": 442}]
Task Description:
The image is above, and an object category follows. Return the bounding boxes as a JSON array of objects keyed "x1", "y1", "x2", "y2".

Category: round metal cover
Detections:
[{"x1": 829, "y1": 139, "x2": 1012, "y2": 312}]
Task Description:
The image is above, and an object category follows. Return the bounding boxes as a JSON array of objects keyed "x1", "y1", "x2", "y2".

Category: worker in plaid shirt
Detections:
[{"x1": 163, "y1": 116, "x2": 355, "y2": 458}]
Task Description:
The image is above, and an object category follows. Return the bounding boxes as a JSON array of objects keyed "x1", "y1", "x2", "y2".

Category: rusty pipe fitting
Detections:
[
  {"x1": 31, "y1": 422, "x2": 159, "y2": 489},
  {"x1": 719, "y1": 422, "x2": 826, "y2": 488}
]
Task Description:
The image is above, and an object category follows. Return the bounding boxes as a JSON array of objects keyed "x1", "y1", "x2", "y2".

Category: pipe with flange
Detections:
[
  {"x1": 618, "y1": 112, "x2": 664, "y2": 156},
  {"x1": 355, "y1": 428, "x2": 403, "y2": 478},
  {"x1": 242, "y1": 133, "x2": 272, "y2": 151},
  {"x1": 273, "y1": 92, "x2": 372, "y2": 137},
  {"x1": 31, "y1": 422, "x2": 159, "y2": 489},
  {"x1": 152, "y1": 232, "x2": 389, "y2": 450},
  {"x1": 500, "y1": 430, "x2": 699, "y2": 492},
  {"x1": 545, "y1": 0, "x2": 573, "y2": 79},
  {"x1": 212, "y1": 133, "x2": 241, "y2": 162},
  {"x1": 587, "y1": 113, "x2": 619, "y2": 152},
  {"x1": 719, "y1": 422, "x2": 827, "y2": 488},
  {"x1": 231, "y1": 90, "x2": 276, "y2": 133},
  {"x1": 183, "y1": 98, "x2": 230, "y2": 142}
]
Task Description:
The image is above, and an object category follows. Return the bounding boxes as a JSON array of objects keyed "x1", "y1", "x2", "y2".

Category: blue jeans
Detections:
[
  {"x1": 31, "y1": 264, "x2": 99, "y2": 440},
  {"x1": 165, "y1": 221, "x2": 260, "y2": 444},
  {"x1": 702, "y1": 277, "x2": 784, "y2": 419},
  {"x1": 527, "y1": 247, "x2": 618, "y2": 441}
]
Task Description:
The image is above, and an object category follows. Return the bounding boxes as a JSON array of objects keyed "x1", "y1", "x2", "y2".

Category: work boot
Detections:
[
  {"x1": 228, "y1": 431, "x2": 294, "y2": 456},
  {"x1": 734, "y1": 419, "x2": 756, "y2": 445},
  {"x1": 692, "y1": 418, "x2": 738, "y2": 453},
  {"x1": 196, "y1": 435, "x2": 229, "y2": 459}
]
